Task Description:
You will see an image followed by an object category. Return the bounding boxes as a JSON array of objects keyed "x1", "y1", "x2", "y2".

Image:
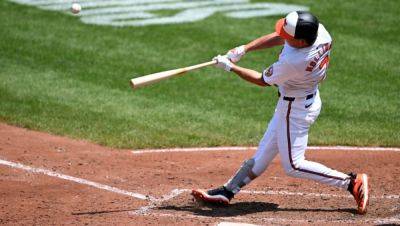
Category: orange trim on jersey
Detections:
[
  {"x1": 319, "y1": 56, "x2": 330, "y2": 69},
  {"x1": 275, "y1": 18, "x2": 295, "y2": 40}
]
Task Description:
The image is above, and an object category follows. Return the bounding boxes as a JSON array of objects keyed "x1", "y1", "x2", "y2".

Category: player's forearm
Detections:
[
  {"x1": 244, "y1": 32, "x2": 284, "y2": 53},
  {"x1": 231, "y1": 65, "x2": 269, "y2": 87}
]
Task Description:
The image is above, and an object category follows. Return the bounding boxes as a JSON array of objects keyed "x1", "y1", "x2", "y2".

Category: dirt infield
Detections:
[{"x1": 1, "y1": 123, "x2": 399, "y2": 225}]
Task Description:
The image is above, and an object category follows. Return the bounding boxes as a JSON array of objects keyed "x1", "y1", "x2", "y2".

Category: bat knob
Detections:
[{"x1": 130, "y1": 80, "x2": 136, "y2": 89}]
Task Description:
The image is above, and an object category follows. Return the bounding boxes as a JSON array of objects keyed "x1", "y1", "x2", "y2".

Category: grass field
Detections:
[{"x1": 0, "y1": 0, "x2": 399, "y2": 148}]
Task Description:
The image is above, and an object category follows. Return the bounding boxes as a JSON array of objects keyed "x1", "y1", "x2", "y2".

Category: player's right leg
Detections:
[
  {"x1": 276, "y1": 97, "x2": 369, "y2": 214},
  {"x1": 192, "y1": 112, "x2": 280, "y2": 204}
]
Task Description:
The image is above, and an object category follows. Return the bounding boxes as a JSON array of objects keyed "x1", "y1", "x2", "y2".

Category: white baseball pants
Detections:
[{"x1": 250, "y1": 91, "x2": 350, "y2": 189}]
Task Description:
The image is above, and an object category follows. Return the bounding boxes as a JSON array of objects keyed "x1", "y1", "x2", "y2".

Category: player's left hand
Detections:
[
  {"x1": 213, "y1": 55, "x2": 233, "y2": 72},
  {"x1": 227, "y1": 45, "x2": 246, "y2": 63}
]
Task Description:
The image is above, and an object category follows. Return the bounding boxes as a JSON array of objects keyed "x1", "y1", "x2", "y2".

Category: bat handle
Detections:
[{"x1": 184, "y1": 60, "x2": 217, "y2": 71}]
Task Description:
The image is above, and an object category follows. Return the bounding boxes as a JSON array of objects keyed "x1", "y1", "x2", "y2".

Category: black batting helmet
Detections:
[{"x1": 275, "y1": 11, "x2": 319, "y2": 45}]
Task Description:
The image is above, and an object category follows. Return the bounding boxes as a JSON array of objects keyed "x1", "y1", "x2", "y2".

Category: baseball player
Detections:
[{"x1": 192, "y1": 11, "x2": 369, "y2": 214}]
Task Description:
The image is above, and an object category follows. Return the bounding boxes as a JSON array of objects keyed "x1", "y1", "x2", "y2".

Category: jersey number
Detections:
[
  {"x1": 319, "y1": 56, "x2": 330, "y2": 69},
  {"x1": 319, "y1": 56, "x2": 330, "y2": 82}
]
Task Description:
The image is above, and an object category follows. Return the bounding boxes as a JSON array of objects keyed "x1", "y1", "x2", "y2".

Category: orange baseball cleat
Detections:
[
  {"x1": 191, "y1": 186, "x2": 234, "y2": 205},
  {"x1": 348, "y1": 173, "x2": 369, "y2": 214}
]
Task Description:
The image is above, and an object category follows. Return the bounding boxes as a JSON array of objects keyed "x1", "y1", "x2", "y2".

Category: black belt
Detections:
[{"x1": 278, "y1": 91, "x2": 315, "y2": 101}]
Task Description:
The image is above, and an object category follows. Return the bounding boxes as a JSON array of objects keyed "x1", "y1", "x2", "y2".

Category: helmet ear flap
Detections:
[
  {"x1": 294, "y1": 11, "x2": 319, "y2": 45},
  {"x1": 298, "y1": 22, "x2": 319, "y2": 45}
]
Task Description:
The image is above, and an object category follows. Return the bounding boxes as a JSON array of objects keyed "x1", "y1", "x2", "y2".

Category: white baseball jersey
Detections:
[{"x1": 262, "y1": 24, "x2": 332, "y2": 97}]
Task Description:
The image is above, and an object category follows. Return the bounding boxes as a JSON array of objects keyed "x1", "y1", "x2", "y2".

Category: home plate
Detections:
[{"x1": 217, "y1": 222, "x2": 259, "y2": 226}]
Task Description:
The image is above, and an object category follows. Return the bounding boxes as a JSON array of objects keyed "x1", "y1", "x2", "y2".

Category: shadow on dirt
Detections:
[
  {"x1": 157, "y1": 202, "x2": 277, "y2": 217},
  {"x1": 157, "y1": 201, "x2": 357, "y2": 217}
]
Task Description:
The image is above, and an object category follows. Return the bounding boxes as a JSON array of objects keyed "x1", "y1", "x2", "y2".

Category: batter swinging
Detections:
[{"x1": 192, "y1": 11, "x2": 370, "y2": 214}]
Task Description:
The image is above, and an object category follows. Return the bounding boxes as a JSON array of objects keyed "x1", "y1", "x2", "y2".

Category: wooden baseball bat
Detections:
[{"x1": 130, "y1": 60, "x2": 217, "y2": 89}]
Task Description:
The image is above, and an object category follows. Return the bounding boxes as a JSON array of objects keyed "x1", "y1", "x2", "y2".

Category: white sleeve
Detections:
[{"x1": 262, "y1": 60, "x2": 298, "y2": 86}]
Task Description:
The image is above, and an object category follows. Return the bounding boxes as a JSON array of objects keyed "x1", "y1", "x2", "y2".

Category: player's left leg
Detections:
[
  {"x1": 223, "y1": 112, "x2": 281, "y2": 194},
  {"x1": 192, "y1": 108, "x2": 281, "y2": 204}
]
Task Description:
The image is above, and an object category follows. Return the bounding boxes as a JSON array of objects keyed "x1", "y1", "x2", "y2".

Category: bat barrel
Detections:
[
  {"x1": 130, "y1": 60, "x2": 216, "y2": 90},
  {"x1": 130, "y1": 68, "x2": 185, "y2": 89}
]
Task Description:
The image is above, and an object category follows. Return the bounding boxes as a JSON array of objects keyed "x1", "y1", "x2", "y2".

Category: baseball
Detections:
[{"x1": 71, "y1": 3, "x2": 81, "y2": 14}]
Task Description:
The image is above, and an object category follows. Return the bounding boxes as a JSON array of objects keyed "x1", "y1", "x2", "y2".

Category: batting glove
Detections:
[
  {"x1": 227, "y1": 45, "x2": 246, "y2": 63},
  {"x1": 213, "y1": 55, "x2": 233, "y2": 72}
]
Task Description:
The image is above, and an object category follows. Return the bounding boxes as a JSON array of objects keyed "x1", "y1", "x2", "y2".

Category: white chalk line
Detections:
[
  {"x1": 132, "y1": 146, "x2": 256, "y2": 154},
  {"x1": 133, "y1": 188, "x2": 187, "y2": 215},
  {"x1": 0, "y1": 159, "x2": 153, "y2": 201},
  {"x1": 240, "y1": 189, "x2": 400, "y2": 200},
  {"x1": 132, "y1": 145, "x2": 400, "y2": 154}
]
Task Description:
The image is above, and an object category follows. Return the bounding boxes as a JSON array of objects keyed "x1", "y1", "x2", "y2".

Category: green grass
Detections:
[{"x1": 0, "y1": 0, "x2": 399, "y2": 148}]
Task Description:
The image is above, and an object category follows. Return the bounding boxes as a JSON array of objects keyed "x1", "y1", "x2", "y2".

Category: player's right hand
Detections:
[
  {"x1": 227, "y1": 45, "x2": 246, "y2": 63},
  {"x1": 213, "y1": 55, "x2": 233, "y2": 72}
]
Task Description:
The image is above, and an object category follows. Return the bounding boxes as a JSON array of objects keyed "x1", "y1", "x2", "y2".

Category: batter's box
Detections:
[{"x1": 149, "y1": 189, "x2": 400, "y2": 224}]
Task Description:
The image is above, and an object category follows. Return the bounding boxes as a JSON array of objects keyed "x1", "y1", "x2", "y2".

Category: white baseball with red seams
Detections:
[{"x1": 71, "y1": 3, "x2": 81, "y2": 14}]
